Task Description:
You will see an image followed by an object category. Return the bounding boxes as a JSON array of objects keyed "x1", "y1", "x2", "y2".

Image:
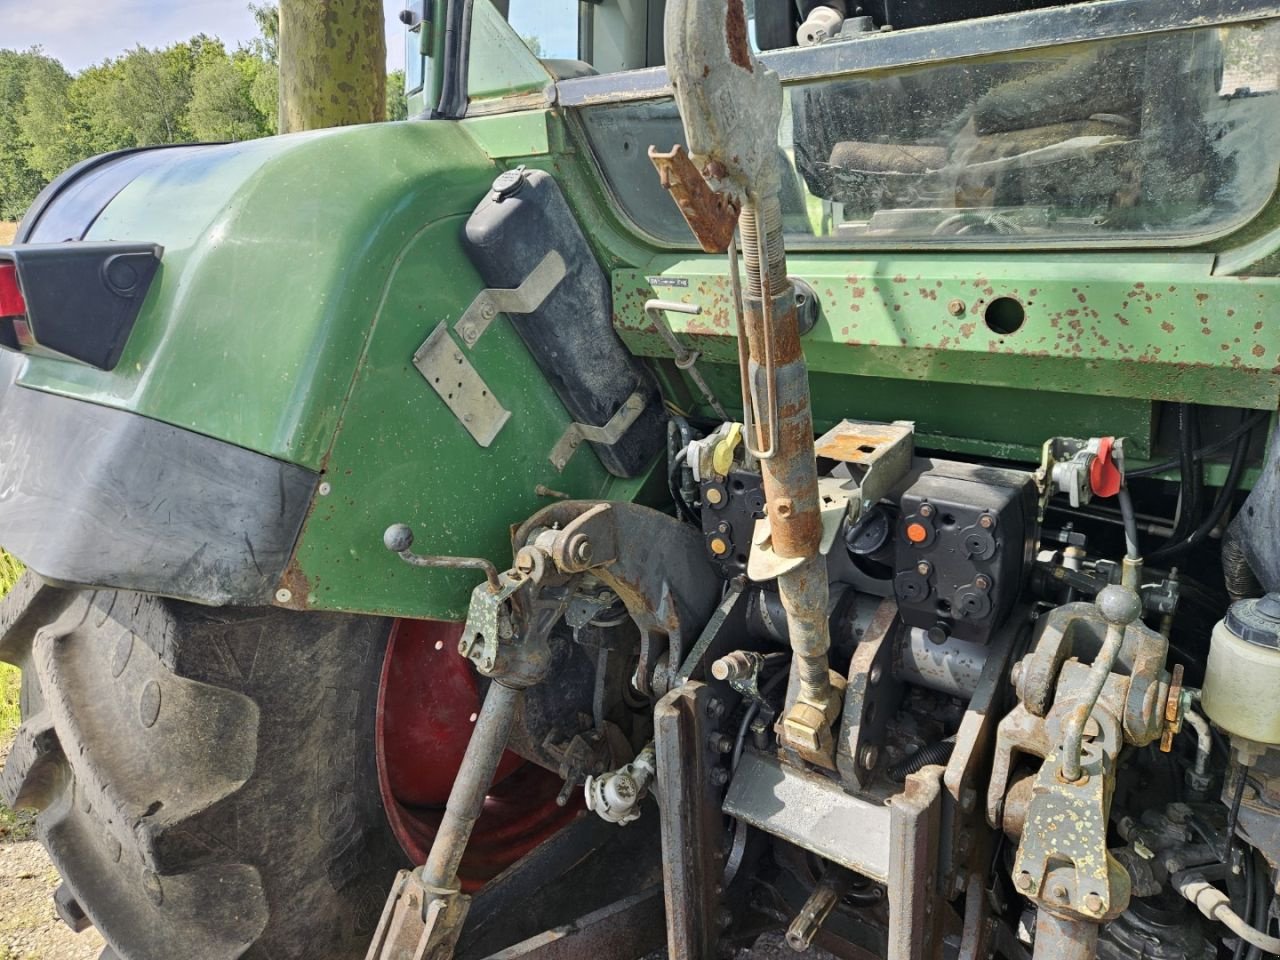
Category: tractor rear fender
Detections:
[{"x1": 0, "y1": 116, "x2": 656, "y2": 615}]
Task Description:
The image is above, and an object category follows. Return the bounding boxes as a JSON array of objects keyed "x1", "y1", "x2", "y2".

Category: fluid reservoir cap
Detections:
[
  {"x1": 1225, "y1": 593, "x2": 1280, "y2": 650},
  {"x1": 491, "y1": 165, "x2": 528, "y2": 201}
]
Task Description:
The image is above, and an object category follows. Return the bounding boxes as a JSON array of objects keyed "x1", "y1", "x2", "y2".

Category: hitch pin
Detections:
[
  {"x1": 383, "y1": 523, "x2": 502, "y2": 592},
  {"x1": 644, "y1": 299, "x2": 729, "y2": 420}
]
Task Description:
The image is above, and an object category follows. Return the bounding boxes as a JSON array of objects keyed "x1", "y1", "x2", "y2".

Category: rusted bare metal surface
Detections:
[
  {"x1": 1058, "y1": 578, "x2": 1141, "y2": 782},
  {"x1": 786, "y1": 872, "x2": 852, "y2": 951},
  {"x1": 424, "y1": 681, "x2": 525, "y2": 890},
  {"x1": 655, "y1": 682, "x2": 725, "y2": 960},
  {"x1": 512, "y1": 501, "x2": 721, "y2": 695},
  {"x1": 648, "y1": 146, "x2": 740, "y2": 254},
  {"x1": 365, "y1": 869, "x2": 470, "y2": 960},
  {"x1": 1032, "y1": 910, "x2": 1100, "y2": 960},
  {"x1": 836, "y1": 598, "x2": 902, "y2": 789},
  {"x1": 887, "y1": 765, "x2": 945, "y2": 960}
]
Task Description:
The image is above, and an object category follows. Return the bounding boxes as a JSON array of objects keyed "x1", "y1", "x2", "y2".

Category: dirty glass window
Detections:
[
  {"x1": 578, "y1": 22, "x2": 1280, "y2": 247},
  {"x1": 466, "y1": 0, "x2": 586, "y2": 104}
]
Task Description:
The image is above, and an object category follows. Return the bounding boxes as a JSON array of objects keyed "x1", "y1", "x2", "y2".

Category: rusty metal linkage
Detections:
[
  {"x1": 660, "y1": 0, "x2": 838, "y2": 767},
  {"x1": 648, "y1": 145, "x2": 741, "y2": 254},
  {"x1": 384, "y1": 523, "x2": 502, "y2": 592}
]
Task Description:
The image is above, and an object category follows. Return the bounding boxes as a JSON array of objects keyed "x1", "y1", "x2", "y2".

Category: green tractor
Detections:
[{"x1": 4, "y1": 0, "x2": 1280, "y2": 958}]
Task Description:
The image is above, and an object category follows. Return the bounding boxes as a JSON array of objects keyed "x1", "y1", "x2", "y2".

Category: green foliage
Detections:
[
  {"x1": 250, "y1": 3, "x2": 281, "y2": 64},
  {"x1": 0, "y1": 551, "x2": 28, "y2": 842},
  {"x1": 189, "y1": 49, "x2": 277, "y2": 141},
  {"x1": 387, "y1": 69, "x2": 408, "y2": 121},
  {"x1": 0, "y1": 50, "x2": 51, "y2": 221},
  {"x1": 0, "y1": 550, "x2": 20, "y2": 596}
]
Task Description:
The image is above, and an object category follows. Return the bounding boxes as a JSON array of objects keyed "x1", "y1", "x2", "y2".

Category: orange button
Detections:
[{"x1": 906, "y1": 522, "x2": 929, "y2": 544}]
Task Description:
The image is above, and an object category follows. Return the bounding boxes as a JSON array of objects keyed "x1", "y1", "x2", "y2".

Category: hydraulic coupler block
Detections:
[{"x1": 894, "y1": 461, "x2": 1037, "y2": 644}]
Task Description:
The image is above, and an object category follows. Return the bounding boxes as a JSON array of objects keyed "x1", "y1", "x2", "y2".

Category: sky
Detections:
[{"x1": 0, "y1": 0, "x2": 408, "y2": 72}]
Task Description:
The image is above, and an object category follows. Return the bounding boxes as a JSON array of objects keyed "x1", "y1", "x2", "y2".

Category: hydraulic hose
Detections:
[
  {"x1": 888, "y1": 737, "x2": 956, "y2": 782},
  {"x1": 1223, "y1": 521, "x2": 1263, "y2": 601},
  {"x1": 1127, "y1": 409, "x2": 1268, "y2": 478},
  {"x1": 1117, "y1": 487, "x2": 1141, "y2": 561},
  {"x1": 1177, "y1": 870, "x2": 1280, "y2": 955},
  {"x1": 1148, "y1": 420, "x2": 1252, "y2": 566}
]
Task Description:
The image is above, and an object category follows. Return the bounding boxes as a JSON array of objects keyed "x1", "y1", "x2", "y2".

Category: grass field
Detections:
[
  {"x1": 0, "y1": 223, "x2": 16, "y2": 245},
  {"x1": 0, "y1": 552, "x2": 27, "y2": 841}
]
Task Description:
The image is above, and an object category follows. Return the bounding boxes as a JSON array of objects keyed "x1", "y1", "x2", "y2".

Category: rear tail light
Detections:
[
  {"x1": 0, "y1": 262, "x2": 27, "y2": 354},
  {"x1": 0, "y1": 263, "x2": 24, "y2": 318}
]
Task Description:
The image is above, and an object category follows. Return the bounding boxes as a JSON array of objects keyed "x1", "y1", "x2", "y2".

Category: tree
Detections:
[
  {"x1": 0, "y1": 50, "x2": 51, "y2": 221},
  {"x1": 107, "y1": 43, "x2": 200, "y2": 145},
  {"x1": 386, "y1": 69, "x2": 408, "y2": 121},
  {"x1": 18, "y1": 56, "x2": 89, "y2": 181},
  {"x1": 250, "y1": 3, "x2": 281, "y2": 64},
  {"x1": 278, "y1": 0, "x2": 386, "y2": 133},
  {"x1": 188, "y1": 51, "x2": 275, "y2": 141}
]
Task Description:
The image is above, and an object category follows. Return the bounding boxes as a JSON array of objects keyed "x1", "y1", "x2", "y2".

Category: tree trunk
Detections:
[{"x1": 279, "y1": 0, "x2": 387, "y2": 133}]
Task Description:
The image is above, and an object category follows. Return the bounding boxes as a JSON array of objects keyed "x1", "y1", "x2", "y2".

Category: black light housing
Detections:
[{"x1": 0, "y1": 242, "x2": 163, "y2": 371}]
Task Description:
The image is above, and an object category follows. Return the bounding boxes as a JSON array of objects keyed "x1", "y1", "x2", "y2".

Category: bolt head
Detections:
[
  {"x1": 919, "y1": 503, "x2": 934, "y2": 517},
  {"x1": 710, "y1": 767, "x2": 730, "y2": 787},
  {"x1": 568, "y1": 536, "x2": 593, "y2": 565},
  {"x1": 1051, "y1": 884, "x2": 1069, "y2": 902},
  {"x1": 979, "y1": 514, "x2": 995, "y2": 529},
  {"x1": 975, "y1": 574, "x2": 991, "y2": 591},
  {"x1": 1083, "y1": 892, "x2": 1105, "y2": 915},
  {"x1": 275, "y1": 588, "x2": 293, "y2": 604},
  {"x1": 947, "y1": 299, "x2": 967, "y2": 317},
  {"x1": 859, "y1": 745, "x2": 879, "y2": 770},
  {"x1": 1014, "y1": 872, "x2": 1033, "y2": 893},
  {"x1": 916, "y1": 560, "x2": 931, "y2": 576}
]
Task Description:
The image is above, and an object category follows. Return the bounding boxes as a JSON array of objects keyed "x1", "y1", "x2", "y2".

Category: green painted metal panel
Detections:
[
  {"x1": 284, "y1": 216, "x2": 622, "y2": 619},
  {"x1": 615, "y1": 254, "x2": 1280, "y2": 414},
  {"x1": 18, "y1": 122, "x2": 501, "y2": 469}
]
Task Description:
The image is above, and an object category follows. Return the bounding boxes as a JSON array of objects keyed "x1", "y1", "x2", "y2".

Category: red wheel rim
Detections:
[{"x1": 375, "y1": 618, "x2": 579, "y2": 891}]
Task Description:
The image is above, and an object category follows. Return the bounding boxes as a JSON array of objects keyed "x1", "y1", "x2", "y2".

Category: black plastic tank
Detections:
[{"x1": 462, "y1": 167, "x2": 666, "y2": 478}]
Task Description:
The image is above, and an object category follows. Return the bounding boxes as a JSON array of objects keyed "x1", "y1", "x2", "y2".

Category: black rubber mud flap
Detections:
[
  {"x1": 0, "y1": 574, "x2": 403, "y2": 960},
  {"x1": 462, "y1": 167, "x2": 667, "y2": 478}
]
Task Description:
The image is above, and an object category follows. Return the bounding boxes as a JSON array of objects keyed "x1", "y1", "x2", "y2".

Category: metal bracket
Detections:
[
  {"x1": 414, "y1": 322, "x2": 511, "y2": 447},
  {"x1": 549, "y1": 390, "x2": 647, "y2": 472},
  {"x1": 814, "y1": 419, "x2": 915, "y2": 521},
  {"x1": 455, "y1": 250, "x2": 566, "y2": 348}
]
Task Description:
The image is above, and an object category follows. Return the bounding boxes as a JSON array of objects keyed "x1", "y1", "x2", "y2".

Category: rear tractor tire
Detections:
[{"x1": 0, "y1": 574, "x2": 404, "y2": 960}]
